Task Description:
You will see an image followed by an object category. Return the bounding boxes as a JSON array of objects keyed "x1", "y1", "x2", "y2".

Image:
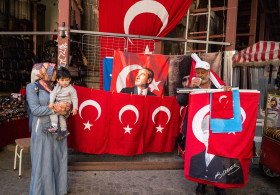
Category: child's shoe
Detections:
[
  {"x1": 56, "y1": 130, "x2": 70, "y2": 141},
  {"x1": 43, "y1": 125, "x2": 58, "y2": 134}
]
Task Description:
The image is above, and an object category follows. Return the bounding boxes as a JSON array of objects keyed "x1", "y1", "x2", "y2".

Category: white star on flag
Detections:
[
  {"x1": 149, "y1": 79, "x2": 160, "y2": 92},
  {"x1": 124, "y1": 125, "x2": 132, "y2": 134},
  {"x1": 228, "y1": 132, "x2": 236, "y2": 135},
  {"x1": 83, "y1": 121, "x2": 93, "y2": 130},
  {"x1": 156, "y1": 124, "x2": 164, "y2": 133}
]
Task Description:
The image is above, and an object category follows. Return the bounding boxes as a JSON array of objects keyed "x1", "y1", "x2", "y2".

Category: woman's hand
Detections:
[{"x1": 53, "y1": 101, "x2": 70, "y2": 115}]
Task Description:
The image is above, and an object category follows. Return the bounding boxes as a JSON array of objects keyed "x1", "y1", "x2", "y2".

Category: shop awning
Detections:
[{"x1": 232, "y1": 41, "x2": 280, "y2": 67}]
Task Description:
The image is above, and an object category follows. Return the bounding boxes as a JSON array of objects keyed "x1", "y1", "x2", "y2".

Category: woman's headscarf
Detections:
[{"x1": 31, "y1": 63, "x2": 57, "y2": 93}]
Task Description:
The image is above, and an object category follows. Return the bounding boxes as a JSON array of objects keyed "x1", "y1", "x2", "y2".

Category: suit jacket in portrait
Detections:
[
  {"x1": 189, "y1": 149, "x2": 244, "y2": 184},
  {"x1": 120, "y1": 86, "x2": 156, "y2": 96}
]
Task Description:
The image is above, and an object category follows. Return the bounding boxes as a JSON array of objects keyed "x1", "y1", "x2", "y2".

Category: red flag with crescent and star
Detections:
[
  {"x1": 99, "y1": 0, "x2": 193, "y2": 37},
  {"x1": 68, "y1": 86, "x2": 181, "y2": 156},
  {"x1": 98, "y1": 0, "x2": 192, "y2": 90},
  {"x1": 207, "y1": 91, "x2": 260, "y2": 159},
  {"x1": 110, "y1": 50, "x2": 169, "y2": 96},
  {"x1": 106, "y1": 92, "x2": 145, "y2": 155},
  {"x1": 143, "y1": 96, "x2": 181, "y2": 153},
  {"x1": 211, "y1": 91, "x2": 234, "y2": 119},
  {"x1": 68, "y1": 86, "x2": 110, "y2": 154},
  {"x1": 185, "y1": 92, "x2": 248, "y2": 188}
]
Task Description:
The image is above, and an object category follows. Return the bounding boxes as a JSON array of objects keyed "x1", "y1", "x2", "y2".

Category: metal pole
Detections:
[
  {"x1": 71, "y1": 29, "x2": 231, "y2": 46},
  {"x1": 184, "y1": 10, "x2": 190, "y2": 55},
  {"x1": 57, "y1": 0, "x2": 71, "y2": 67},
  {"x1": 0, "y1": 31, "x2": 58, "y2": 35},
  {"x1": 206, "y1": 0, "x2": 211, "y2": 53}
]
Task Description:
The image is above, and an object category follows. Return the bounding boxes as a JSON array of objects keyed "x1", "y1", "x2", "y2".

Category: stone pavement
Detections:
[{"x1": 0, "y1": 144, "x2": 280, "y2": 195}]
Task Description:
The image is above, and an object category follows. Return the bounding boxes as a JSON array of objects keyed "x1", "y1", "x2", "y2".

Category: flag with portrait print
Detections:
[
  {"x1": 110, "y1": 51, "x2": 169, "y2": 96},
  {"x1": 184, "y1": 92, "x2": 249, "y2": 188}
]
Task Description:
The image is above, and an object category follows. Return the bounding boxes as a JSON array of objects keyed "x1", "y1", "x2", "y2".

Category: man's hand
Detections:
[
  {"x1": 190, "y1": 77, "x2": 202, "y2": 88},
  {"x1": 223, "y1": 86, "x2": 232, "y2": 92},
  {"x1": 53, "y1": 101, "x2": 70, "y2": 115},
  {"x1": 71, "y1": 109, "x2": 77, "y2": 116},
  {"x1": 48, "y1": 102, "x2": 54, "y2": 109}
]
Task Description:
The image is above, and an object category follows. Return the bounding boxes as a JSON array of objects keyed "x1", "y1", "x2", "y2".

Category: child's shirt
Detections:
[{"x1": 50, "y1": 83, "x2": 78, "y2": 110}]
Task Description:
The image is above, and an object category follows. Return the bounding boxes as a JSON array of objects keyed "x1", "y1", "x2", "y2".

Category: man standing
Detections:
[
  {"x1": 177, "y1": 60, "x2": 232, "y2": 195},
  {"x1": 120, "y1": 67, "x2": 156, "y2": 96}
]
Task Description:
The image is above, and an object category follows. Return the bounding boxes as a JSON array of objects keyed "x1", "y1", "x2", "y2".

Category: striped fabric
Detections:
[{"x1": 232, "y1": 41, "x2": 280, "y2": 67}]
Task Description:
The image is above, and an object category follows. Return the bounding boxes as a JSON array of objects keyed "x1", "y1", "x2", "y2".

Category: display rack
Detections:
[{"x1": 260, "y1": 89, "x2": 280, "y2": 177}]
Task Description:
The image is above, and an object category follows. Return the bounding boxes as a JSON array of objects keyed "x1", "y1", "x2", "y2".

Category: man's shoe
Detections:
[
  {"x1": 56, "y1": 130, "x2": 70, "y2": 141},
  {"x1": 215, "y1": 191, "x2": 226, "y2": 195},
  {"x1": 214, "y1": 187, "x2": 226, "y2": 195},
  {"x1": 196, "y1": 183, "x2": 206, "y2": 195}
]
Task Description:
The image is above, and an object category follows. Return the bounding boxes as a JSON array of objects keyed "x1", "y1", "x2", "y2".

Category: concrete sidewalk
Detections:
[{"x1": 0, "y1": 144, "x2": 279, "y2": 195}]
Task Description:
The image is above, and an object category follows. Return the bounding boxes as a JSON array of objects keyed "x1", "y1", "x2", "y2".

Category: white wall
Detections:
[{"x1": 40, "y1": 0, "x2": 58, "y2": 39}]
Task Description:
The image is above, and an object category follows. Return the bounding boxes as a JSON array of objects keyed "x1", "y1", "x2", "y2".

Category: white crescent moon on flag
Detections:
[
  {"x1": 116, "y1": 64, "x2": 142, "y2": 92},
  {"x1": 241, "y1": 107, "x2": 246, "y2": 123},
  {"x1": 152, "y1": 106, "x2": 171, "y2": 125},
  {"x1": 219, "y1": 95, "x2": 228, "y2": 104},
  {"x1": 180, "y1": 106, "x2": 184, "y2": 117},
  {"x1": 79, "y1": 100, "x2": 101, "y2": 121},
  {"x1": 192, "y1": 105, "x2": 210, "y2": 143},
  {"x1": 119, "y1": 105, "x2": 139, "y2": 124},
  {"x1": 124, "y1": 0, "x2": 169, "y2": 36}
]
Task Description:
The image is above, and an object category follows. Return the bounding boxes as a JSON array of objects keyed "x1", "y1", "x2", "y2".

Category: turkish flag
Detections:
[
  {"x1": 210, "y1": 90, "x2": 242, "y2": 133},
  {"x1": 99, "y1": 0, "x2": 192, "y2": 90},
  {"x1": 208, "y1": 91, "x2": 260, "y2": 159},
  {"x1": 110, "y1": 50, "x2": 169, "y2": 96},
  {"x1": 211, "y1": 91, "x2": 234, "y2": 119},
  {"x1": 106, "y1": 92, "x2": 145, "y2": 155},
  {"x1": 99, "y1": 0, "x2": 192, "y2": 37},
  {"x1": 68, "y1": 86, "x2": 110, "y2": 154},
  {"x1": 68, "y1": 86, "x2": 181, "y2": 155},
  {"x1": 143, "y1": 96, "x2": 180, "y2": 153},
  {"x1": 185, "y1": 92, "x2": 247, "y2": 188}
]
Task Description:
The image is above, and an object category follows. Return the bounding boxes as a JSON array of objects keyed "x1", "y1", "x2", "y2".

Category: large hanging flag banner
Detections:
[
  {"x1": 98, "y1": 0, "x2": 193, "y2": 90},
  {"x1": 208, "y1": 91, "x2": 260, "y2": 159},
  {"x1": 68, "y1": 86, "x2": 111, "y2": 154},
  {"x1": 68, "y1": 86, "x2": 180, "y2": 155},
  {"x1": 184, "y1": 92, "x2": 258, "y2": 188},
  {"x1": 99, "y1": 0, "x2": 193, "y2": 37},
  {"x1": 110, "y1": 50, "x2": 169, "y2": 96}
]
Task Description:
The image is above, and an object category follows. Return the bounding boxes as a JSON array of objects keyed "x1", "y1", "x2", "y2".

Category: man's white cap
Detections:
[{"x1": 195, "y1": 61, "x2": 210, "y2": 70}]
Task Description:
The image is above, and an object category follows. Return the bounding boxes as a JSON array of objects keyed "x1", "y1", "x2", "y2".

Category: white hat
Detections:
[{"x1": 195, "y1": 61, "x2": 210, "y2": 70}]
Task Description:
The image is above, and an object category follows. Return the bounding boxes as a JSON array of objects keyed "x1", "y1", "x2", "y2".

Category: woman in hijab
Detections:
[{"x1": 27, "y1": 63, "x2": 70, "y2": 195}]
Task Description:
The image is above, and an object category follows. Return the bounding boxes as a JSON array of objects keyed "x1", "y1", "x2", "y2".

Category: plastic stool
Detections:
[{"x1": 14, "y1": 138, "x2": 31, "y2": 177}]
